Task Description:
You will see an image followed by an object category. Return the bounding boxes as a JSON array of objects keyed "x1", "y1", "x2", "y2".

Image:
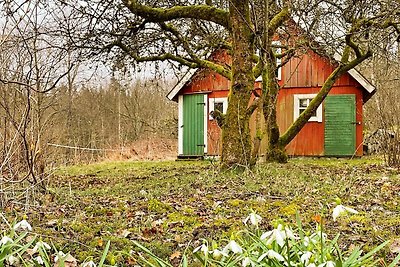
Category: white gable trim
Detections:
[
  {"x1": 333, "y1": 53, "x2": 375, "y2": 93},
  {"x1": 167, "y1": 68, "x2": 198, "y2": 101},
  {"x1": 347, "y1": 68, "x2": 375, "y2": 93}
]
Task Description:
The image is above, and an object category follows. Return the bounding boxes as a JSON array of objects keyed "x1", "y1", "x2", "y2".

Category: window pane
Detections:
[
  {"x1": 299, "y1": 107, "x2": 316, "y2": 117},
  {"x1": 299, "y1": 98, "x2": 308, "y2": 108},
  {"x1": 311, "y1": 110, "x2": 317, "y2": 117},
  {"x1": 214, "y1": 102, "x2": 224, "y2": 114}
]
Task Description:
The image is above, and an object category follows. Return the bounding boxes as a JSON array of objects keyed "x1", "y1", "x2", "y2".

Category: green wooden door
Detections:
[
  {"x1": 324, "y1": 95, "x2": 356, "y2": 156},
  {"x1": 183, "y1": 94, "x2": 205, "y2": 156}
]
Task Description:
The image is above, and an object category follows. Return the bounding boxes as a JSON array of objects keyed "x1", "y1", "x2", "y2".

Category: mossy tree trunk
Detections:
[
  {"x1": 261, "y1": 48, "x2": 288, "y2": 163},
  {"x1": 220, "y1": 0, "x2": 255, "y2": 169},
  {"x1": 259, "y1": 5, "x2": 290, "y2": 163}
]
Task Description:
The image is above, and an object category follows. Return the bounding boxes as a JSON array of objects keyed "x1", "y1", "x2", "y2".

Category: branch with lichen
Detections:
[
  {"x1": 122, "y1": 1, "x2": 230, "y2": 29},
  {"x1": 268, "y1": 6, "x2": 290, "y2": 37},
  {"x1": 159, "y1": 22, "x2": 232, "y2": 79}
]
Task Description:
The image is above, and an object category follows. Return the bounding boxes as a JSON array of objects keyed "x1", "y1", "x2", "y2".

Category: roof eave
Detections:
[{"x1": 166, "y1": 68, "x2": 198, "y2": 102}]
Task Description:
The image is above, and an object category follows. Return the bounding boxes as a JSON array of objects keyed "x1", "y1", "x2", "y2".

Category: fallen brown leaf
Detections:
[{"x1": 169, "y1": 251, "x2": 181, "y2": 261}]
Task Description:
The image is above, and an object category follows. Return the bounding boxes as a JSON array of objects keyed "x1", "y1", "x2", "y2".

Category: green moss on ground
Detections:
[{"x1": 5, "y1": 158, "x2": 399, "y2": 264}]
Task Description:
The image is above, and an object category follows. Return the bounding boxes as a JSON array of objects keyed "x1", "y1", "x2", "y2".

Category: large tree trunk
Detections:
[{"x1": 221, "y1": 0, "x2": 255, "y2": 169}]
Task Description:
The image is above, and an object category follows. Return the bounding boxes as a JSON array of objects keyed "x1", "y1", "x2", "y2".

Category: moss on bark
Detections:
[
  {"x1": 220, "y1": 0, "x2": 254, "y2": 169},
  {"x1": 261, "y1": 44, "x2": 288, "y2": 163}
]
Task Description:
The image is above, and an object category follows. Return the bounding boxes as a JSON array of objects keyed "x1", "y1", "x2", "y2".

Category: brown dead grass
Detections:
[{"x1": 104, "y1": 138, "x2": 177, "y2": 161}]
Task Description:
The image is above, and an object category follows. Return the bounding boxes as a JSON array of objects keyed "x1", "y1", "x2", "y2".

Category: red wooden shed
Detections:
[{"x1": 167, "y1": 49, "x2": 376, "y2": 158}]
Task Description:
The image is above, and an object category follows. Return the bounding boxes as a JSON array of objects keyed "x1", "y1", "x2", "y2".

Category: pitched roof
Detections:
[{"x1": 167, "y1": 53, "x2": 376, "y2": 101}]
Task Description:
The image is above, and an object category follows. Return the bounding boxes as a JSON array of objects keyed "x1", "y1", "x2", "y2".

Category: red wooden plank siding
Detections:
[
  {"x1": 277, "y1": 86, "x2": 363, "y2": 156},
  {"x1": 179, "y1": 48, "x2": 365, "y2": 157}
]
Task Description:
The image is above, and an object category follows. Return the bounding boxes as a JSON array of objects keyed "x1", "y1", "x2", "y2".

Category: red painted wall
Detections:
[
  {"x1": 278, "y1": 86, "x2": 364, "y2": 156},
  {"x1": 179, "y1": 49, "x2": 366, "y2": 156}
]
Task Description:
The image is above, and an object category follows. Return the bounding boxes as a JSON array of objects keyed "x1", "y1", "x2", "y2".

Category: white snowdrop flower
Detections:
[
  {"x1": 242, "y1": 256, "x2": 255, "y2": 267},
  {"x1": 54, "y1": 251, "x2": 66, "y2": 262},
  {"x1": 307, "y1": 264, "x2": 317, "y2": 267},
  {"x1": 318, "y1": 261, "x2": 335, "y2": 267},
  {"x1": 33, "y1": 241, "x2": 51, "y2": 253},
  {"x1": 332, "y1": 205, "x2": 358, "y2": 221},
  {"x1": 260, "y1": 224, "x2": 285, "y2": 247},
  {"x1": 13, "y1": 220, "x2": 32, "y2": 231},
  {"x1": 310, "y1": 231, "x2": 327, "y2": 243},
  {"x1": 223, "y1": 240, "x2": 243, "y2": 254},
  {"x1": 82, "y1": 261, "x2": 97, "y2": 267},
  {"x1": 193, "y1": 244, "x2": 208, "y2": 255},
  {"x1": 243, "y1": 212, "x2": 262, "y2": 226},
  {"x1": 0, "y1": 236, "x2": 13, "y2": 245},
  {"x1": 284, "y1": 226, "x2": 297, "y2": 239},
  {"x1": 257, "y1": 250, "x2": 285, "y2": 262},
  {"x1": 7, "y1": 255, "x2": 19, "y2": 265},
  {"x1": 211, "y1": 249, "x2": 228, "y2": 259},
  {"x1": 35, "y1": 256, "x2": 44, "y2": 265},
  {"x1": 304, "y1": 236, "x2": 311, "y2": 247},
  {"x1": 300, "y1": 251, "x2": 313, "y2": 265}
]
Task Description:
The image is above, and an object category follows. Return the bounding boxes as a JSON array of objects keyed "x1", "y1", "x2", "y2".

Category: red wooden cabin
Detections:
[{"x1": 167, "y1": 49, "x2": 375, "y2": 158}]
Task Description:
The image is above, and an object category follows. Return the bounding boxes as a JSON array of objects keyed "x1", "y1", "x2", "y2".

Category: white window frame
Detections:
[
  {"x1": 254, "y1": 41, "x2": 282, "y2": 82},
  {"x1": 209, "y1": 97, "x2": 228, "y2": 120},
  {"x1": 293, "y1": 94, "x2": 323, "y2": 123},
  {"x1": 273, "y1": 41, "x2": 282, "y2": 81},
  {"x1": 178, "y1": 95, "x2": 184, "y2": 155}
]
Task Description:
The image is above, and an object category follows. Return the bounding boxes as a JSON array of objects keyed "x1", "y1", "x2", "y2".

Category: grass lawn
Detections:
[{"x1": 4, "y1": 157, "x2": 400, "y2": 265}]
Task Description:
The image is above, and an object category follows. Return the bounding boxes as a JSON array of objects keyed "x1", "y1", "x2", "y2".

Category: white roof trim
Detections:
[
  {"x1": 167, "y1": 68, "x2": 198, "y2": 100},
  {"x1": 168, "y1": 53, "x2": 375, "y2": 101},
  {"x1": 333, "y1": 53, "x2": 375, "y2": 93},
  {"x1": 255, "y1": 66, "x2": 375, "y2": 94},
  {"x1": 347, "y1": 68, "x2": 375, "y2": 93}
]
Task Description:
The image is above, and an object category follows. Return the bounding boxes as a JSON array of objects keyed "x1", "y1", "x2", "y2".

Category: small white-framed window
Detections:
[
  {"x1": 254, "y1": 41, "x2": 282, "y2": 82},
  {"x1": 273, "y1": 41, "x2": 282, "y2": 81},
  {"x1": 209, "y1": 97, "x2": 228, "y2": 120},
  {"x1": 293, "y1": 94, "x2": 322, "y2": 122}
]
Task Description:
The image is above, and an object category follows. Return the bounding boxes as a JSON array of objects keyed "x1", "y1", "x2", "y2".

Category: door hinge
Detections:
[
  {"x1": 197, "y1": 144, "x2": 206, "y2": 147},
  {"x1": 351, "y1": 122, "x2": 361, "y2": 125},
  {"x1": 197, "y1": 102, "x2": 206, "y2": 105}
]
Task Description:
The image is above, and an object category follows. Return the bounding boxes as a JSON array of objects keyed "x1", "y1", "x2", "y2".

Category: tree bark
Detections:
[
  {"x1": 221, "y1": 0, "x2": 255, "y2": 169},
  {"x1": 262, "y1": 50, "x2": 288, "y2": 163}
]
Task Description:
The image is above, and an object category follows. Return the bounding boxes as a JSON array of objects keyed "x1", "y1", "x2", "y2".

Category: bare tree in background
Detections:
[
  {"x1": 0, "y1": 1, "x2": 75, "y2": 207},
  {"x1": 55, "y1": 0, "x2": 400, "y2": 168},
  {"x1": 364, "y1": 41, "x2": 400, "y2": 167}
]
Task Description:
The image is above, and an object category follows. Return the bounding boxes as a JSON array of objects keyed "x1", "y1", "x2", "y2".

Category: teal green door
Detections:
[
  {"x1": 183, "y1": 94, "x2": 205, "y2": 156},
  {"x1": 324, "y1": 95, "x2": 356, "y2": 156}
]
